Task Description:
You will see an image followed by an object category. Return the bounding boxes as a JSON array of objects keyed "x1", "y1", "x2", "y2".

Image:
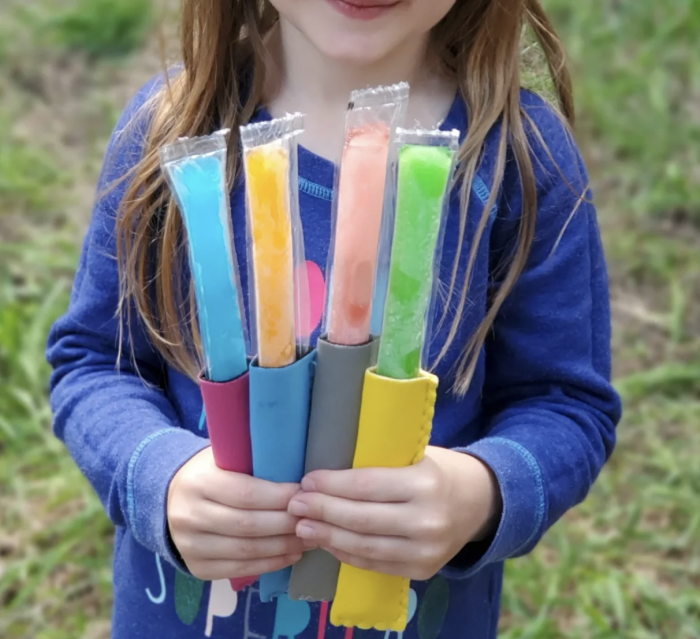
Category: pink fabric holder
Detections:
[{"x1": 199, "y1": 371, "x2": 257, "y2": 592}]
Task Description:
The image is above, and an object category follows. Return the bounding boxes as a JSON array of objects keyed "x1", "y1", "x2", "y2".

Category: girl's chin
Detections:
[{"x1": 313, "y1": 37, "x2": 399, "y2": 66}]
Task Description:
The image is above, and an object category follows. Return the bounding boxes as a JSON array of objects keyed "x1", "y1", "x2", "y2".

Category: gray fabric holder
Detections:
[{"x1": 288, "y1": 336, "x2": 378, "y2": 601}]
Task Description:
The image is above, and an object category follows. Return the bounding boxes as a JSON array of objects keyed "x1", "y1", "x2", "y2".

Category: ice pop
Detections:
[
  {"x1": 245, "y1": 142, "x2": 296, "y2": 368},
  {"x1": 376, "y1": 144, "x2": 454, "y2": 380},
  {"x1": 327, "y1": 123, "x2": 391, "y2": 346}
]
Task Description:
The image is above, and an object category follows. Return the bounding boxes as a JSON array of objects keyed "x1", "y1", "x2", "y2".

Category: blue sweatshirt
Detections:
[{"x1": 47, "y1": 76, "x2": 621, "y2": 639}]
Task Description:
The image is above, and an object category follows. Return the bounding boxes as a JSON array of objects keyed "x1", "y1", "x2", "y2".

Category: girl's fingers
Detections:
[
  {"x1": 323, "y1": 548, "x2": 412, "y2": 579},
  {"x1": 198, "y1": 501, "x2": 299, "y2": 537},
  {"x1": 301, "y1": 467, "x2": 416, "y2": 503},
  {"x1": 182, "y1": 533, "x2": 306, "y2": 561},
  {"x1": 295, "y1": 520, "x2": 412, "y2": 563},
  {"x1": 189, "y1": 554, "x2": 302, "y2": 582},
  {"x1": 288, "y1": 493, "x2": 410, "y2": 536},
  {"x1": 203, "y1": 472, "x2": 301, "y2": 511}
]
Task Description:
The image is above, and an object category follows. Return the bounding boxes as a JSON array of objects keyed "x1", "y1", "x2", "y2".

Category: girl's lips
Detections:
[{"x1": 325, "y1": 0, "x2": 401, "y2": 20}]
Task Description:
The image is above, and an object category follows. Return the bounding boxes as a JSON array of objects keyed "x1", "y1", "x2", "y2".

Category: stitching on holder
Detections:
[
  {"x1": 411, "y1": 374, "x2": 437, "y2": 466},
  {"x1": 396, "y1": 580, "x2": 410, "y2": 630},
  {"x1": 381, "y1": 374, "x2": 437, "y2": 631},
  {"x1": 391, "y1": 373, "x2": 436, "y2": 630}
]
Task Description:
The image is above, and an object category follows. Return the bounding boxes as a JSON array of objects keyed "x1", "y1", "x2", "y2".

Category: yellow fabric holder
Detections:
[{"x1": 330, "y1": 368, "x2": 439, "y2": 631}]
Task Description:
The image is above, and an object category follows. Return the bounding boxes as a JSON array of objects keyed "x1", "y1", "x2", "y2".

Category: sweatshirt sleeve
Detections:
[
  {"x1": 46, "y1": 77, "x2": 209, "y2": 570},
  {"x1": 443, "y1": 92, "x2": 622, "y2": 578}
]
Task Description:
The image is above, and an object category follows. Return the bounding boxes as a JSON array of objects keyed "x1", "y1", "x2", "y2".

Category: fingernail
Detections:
[
  {"x1": 297, "y1": 524, "x2": 315, "y2": 539},
  {"x1": 288, "y1": 500, "x2": 309, "y2": 517},
  {"x1": 301, "y1": 476, "x2": 316, "y2": 492}
]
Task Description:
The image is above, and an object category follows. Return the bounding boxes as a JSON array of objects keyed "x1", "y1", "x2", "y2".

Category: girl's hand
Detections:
[
  {"x1": 167, "y1": 448, "x2": 305, "y2": 581},
  {"x1": 288, "y1": 446, "x2": 502, "y2": 580}
]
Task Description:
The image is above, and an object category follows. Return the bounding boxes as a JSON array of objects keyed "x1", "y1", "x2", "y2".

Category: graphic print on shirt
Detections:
[
  {"x1": 144, "y1": 556, "x2": 243, "y2": 636},
  {"x1": 416, "y1": 577, "x2": 449, "y2": 639},
  {"x1": 385, "y1": 589, "x2": 417, "y2": 639},
  {"x1": 272, "y1": 596, "x2": 312, "y2": 639},
  {"x1": 145, "y1": 553, "x2": 167, "y2": 604},
  {"x1": 145, "y1": 557, "x2": 449, "y2": 639},
  {"x1": 206, "y1": 580, "x2": 239, "y2": 637},
  {"x1": 296, "y1": 260, "x2": 326, "y2": 340},
  {"x1": 175, "y1": 569, "x2": 206, "y2": 625}
]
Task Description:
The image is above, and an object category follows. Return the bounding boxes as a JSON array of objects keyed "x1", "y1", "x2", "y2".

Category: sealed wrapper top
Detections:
[
  {"x1": 325, "y1": 83, "x2": 409, "y2": 347},
  {"x1": 159, "y1": 129, "x2": 248, "y2": 382},
  {"x1": 241, "y1": 113, "x2": 309, "y2": 369}
]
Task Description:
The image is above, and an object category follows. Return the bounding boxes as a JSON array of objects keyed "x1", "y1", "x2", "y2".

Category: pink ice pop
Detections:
[{"x1": 327, "y1": 122, "x2": 391, "y2": 346}]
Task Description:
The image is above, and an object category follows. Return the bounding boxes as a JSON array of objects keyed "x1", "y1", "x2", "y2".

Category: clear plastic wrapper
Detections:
[
  {"x1": 324, "y1": 82, "x2": 409, "y2": 346},
  {"x1": 240, "y1": 113, "x2": 309, "y2": 368},
  {"x1": 375, "y1": 127, "x2": 460, "y2": 380},
  {"x1": 159, "y1": 129, "x2": 248, "y2": 382},
  {"x1": 331, "y1": 127, "x2": 459, "y2": 626},
  {"x1": 161, "y1": 131, "x2": 256, "y2": 591},
  {"x1": 288, "y1": 85, "x2": 408, "y2": 602}
]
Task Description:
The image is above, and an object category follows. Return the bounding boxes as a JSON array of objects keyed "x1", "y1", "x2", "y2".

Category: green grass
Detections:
[
  {"x1": 0, "y1": 1, "x2": 151, "y2": 635},
  {"x1": 1, "y1": 0, "x2": 700, "y2": 637},
  {"x1": 0, "y1": 233, "x2": 115, "y2": 639},
  {"x1": 500, "y1": 396, "x2": 700, "y2": 638},
  {"x1": 50, "y1": 0, "x2": 154, "y2": 59},
  {"x1": 497, "y1": 1, "x2": 700, "y2": 637},
  {"x1": 546, "y1": 0, "x2": 700, "y2": 221},
  {"x1": 0, "y1": 120, "x2": 65, "y2": 215},
  {"x1": 0, "y1": 0, "x2": 154, "y2": 62}
]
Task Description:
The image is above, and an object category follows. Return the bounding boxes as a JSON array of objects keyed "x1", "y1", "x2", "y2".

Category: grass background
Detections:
[{"x1": 0, "y1": 0, "x2": 699, "y2": 637}]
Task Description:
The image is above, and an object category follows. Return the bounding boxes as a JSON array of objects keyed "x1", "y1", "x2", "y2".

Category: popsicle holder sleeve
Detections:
[
  {"x1": 249, "y1": 349, "x2": 317, "y2": 602},
  {"x1": 199, "y1": 371, "x2": 257, "y2": 592},
  {"x1": 330, "y1": 368, "x2": 439, "y2": 631},
  {"x1": 331, "y1": 128, "x2": 458, "y2": 629},
  {"x1": 288, "y1": 336, "x2": 379, "y2": 602}
]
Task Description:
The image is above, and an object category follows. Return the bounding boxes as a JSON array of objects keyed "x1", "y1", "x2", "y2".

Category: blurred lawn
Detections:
[{"x1": 1, "y1": 1, "x2": 699, "y2": 638}]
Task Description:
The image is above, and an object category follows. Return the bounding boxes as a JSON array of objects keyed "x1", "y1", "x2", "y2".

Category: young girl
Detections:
[{"x1": 47, "y1": 0, "x2": 622, "y2": 637}]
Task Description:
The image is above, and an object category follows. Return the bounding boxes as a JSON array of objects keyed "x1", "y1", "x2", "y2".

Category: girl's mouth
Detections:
[{"x1": 325, "y1": 0, "x2": 401, "y2": 20}]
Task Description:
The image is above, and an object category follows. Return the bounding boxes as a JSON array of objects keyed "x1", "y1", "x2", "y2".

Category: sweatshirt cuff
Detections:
[
  {"x1": 441, "y1": 437, "x2": 547, "y2": 579},
  {"x1": 126, "y1": 428, "x2": 210, "y2": 572}
]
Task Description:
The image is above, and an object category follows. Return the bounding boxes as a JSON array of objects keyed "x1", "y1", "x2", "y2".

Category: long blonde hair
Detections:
[{"x1": 116, "y1": 0, "x2": 574, "y2": 394}]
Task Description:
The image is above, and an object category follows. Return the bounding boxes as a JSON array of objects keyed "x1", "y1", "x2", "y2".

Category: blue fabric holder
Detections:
[{"x1": 249, "y1": 349, "x2": 317, "y2": 602}]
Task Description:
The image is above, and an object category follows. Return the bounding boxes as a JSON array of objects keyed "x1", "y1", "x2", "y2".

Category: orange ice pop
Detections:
[
  {"x1": 245, "y1": 142, "x2": 296, "y2": 368},
  {"x1": 327, "y1": 122, "x2": 391, "y2": 346}
]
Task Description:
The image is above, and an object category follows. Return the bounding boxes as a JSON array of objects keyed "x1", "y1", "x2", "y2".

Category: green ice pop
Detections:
[{"x1": 376, "y1": 144, "x2": 454, "y2": 380}]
